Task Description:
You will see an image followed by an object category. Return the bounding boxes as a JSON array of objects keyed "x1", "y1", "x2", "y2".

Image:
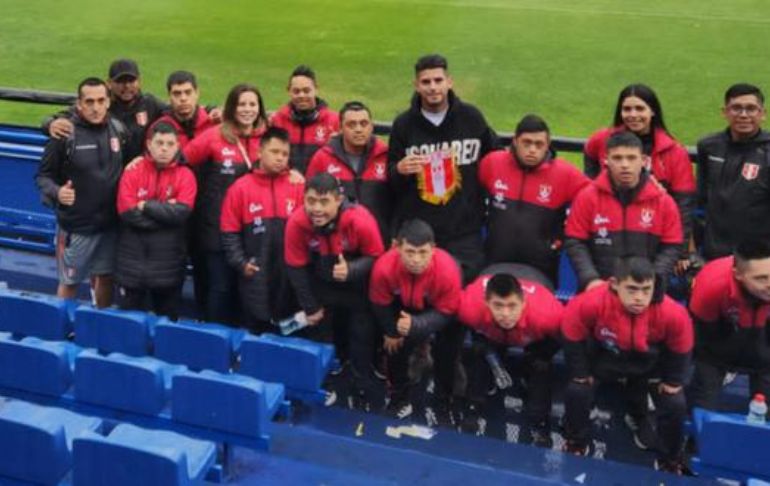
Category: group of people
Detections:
[{"x1": 33, "y1": 54, "x2": 770, "y2": 475}]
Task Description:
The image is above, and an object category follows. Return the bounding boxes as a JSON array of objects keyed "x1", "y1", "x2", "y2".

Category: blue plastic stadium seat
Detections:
[
  {"x1": 74, "y1": 350, "x2": 184, "y2": 415},
  {"x1": 0, "y1": 335, "x2": 79, "y2": 396},
  {"x1": 72, "y1": 423, "x2": 216, "y2": 486},
  {"x1": 154, "y1": 318, "x2": 242, "y2": 372},
  {"x1": 171, "y1": 369, "x2": 285, "y2": 439},
  {"x1": 692, "y1": 408, "x2": 770, "y2": 480},
  {"x1": 239, "y1": 333, "x2": 334, "y2": 395},
  {"x1": 0, "y1": 400, "x2": 102, "y2": 485},
  {"x1": 0, "y1": 289, "x2": 73, "y2": 340},
  {"x1": 74, "y1": 306, "x2": 155, "y2": 356},
  {"x1": 555, "y1": 251, "x2": 578, "y2": 302}
]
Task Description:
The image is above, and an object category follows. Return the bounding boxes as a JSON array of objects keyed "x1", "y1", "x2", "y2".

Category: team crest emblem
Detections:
[
  {"x1": 135, "y1": 111, "x2": 148, "y2": 127},
  {"x1": 286, "y1": 199, "x2": 295, "y2": 214},
  {"x1": 374, "y1": 163, "x2": 386, "y2": 179},
  {"x1": 598, "y1": 227, "x2": 608, "y2": 238},
  {"x1": 166, "y1": 186, "x2": 173, "y2": 198},
  {"x1": 223, "y1": 160, "x2": 233, "y2": 168},
  {"x1": 640, "y1": 208, "x2": 655, "y2": 228},
  {"x1": 418, "y1": 149, "x2": 462, "y2": 205},
  {"x1": 315, "y1": 126, "x2": 327, "y2": 143},
  {"x1": 537, "y1": 184, "x2": 552, "y2": 203},
  {"x1": 742, "y1": 163, "x2": 760, "y2": 181},
  {"x1": 110, "y1": 137, "x2": 120, "y2": 153}
]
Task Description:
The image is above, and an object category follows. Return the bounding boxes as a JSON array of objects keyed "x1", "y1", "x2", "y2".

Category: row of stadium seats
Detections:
[
  {"x1": 0, "y1": 399, "x2": 216, "y2": 485},
  {"x1": 0, "y1": 289, "x2": 335, "y2": 399}
]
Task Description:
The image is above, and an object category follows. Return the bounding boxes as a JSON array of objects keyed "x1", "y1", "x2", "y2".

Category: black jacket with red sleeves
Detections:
[
  {"x1": 562, "y1": 283, "x2": 693, "y2": 385},
  {"x1": 270, "y1": 99, "x2": 340, "y2": 174},
  {"x1": 690, "y1": 256, "x2": 770, "y2": 371},
  {"x1": 369, "y1": 247, "x2": 462, "y2": 339},
  {"x1": 478, "y1": 149, "x2": 589, "y2": 278},
  {"x1": 306, "y1": 135, "x2": 393, "y2": 243},
  {"x1": 564, "y1": 172, "x2": 682, "y2": 289},
  {"x1": 183, "y1": 125, "x2": 265, "y2": 252},
  {"x1": 220, "y1": 169, "x2": 304, "y2": 322},
  {"x1": 284, "y1": 203, "x2": 385, "y2": 314},
  {"x1": 116, "y1": 156, "x2": 197, "y2": 289},
  {"x1": 387, "y1": 91, "x2": 497, "y2": 244}
]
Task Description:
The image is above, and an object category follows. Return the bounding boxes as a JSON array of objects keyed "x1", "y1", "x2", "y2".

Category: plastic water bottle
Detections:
[
  {"x1": 278, "y1": 311, "x2": 309, "y2": 336},
  {"x1": 747, "y1": 393, "x2": 767, "y2": 425}
]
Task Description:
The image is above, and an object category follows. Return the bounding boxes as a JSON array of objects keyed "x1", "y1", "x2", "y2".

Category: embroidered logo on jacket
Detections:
[
  {"x1": 327, "y1": 164, "x2": 341, "y2": 175},
  {"x1": 537, "y1": 184, "x2": 552, "y2": 203},
  {"x1": 640, "y1": 208, "x2": 655, "y2": 228},
  {"x1": 248, "y1": 203, "x2": 263, "y2": 214},
  {"x1": 110, "y1": 137, "x2": 120, "y2": 153},
  {"x1": 135, "y1": 111, "x2": 148, "y2": 127},
  {"x1": 742, "y1": 163, "x2": 760, "y2": 181},
  {"x1": 375, "y1": 163, "x2": 386, "y2": 180}
]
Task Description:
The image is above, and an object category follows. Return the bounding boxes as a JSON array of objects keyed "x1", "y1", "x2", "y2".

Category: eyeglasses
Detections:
[{"x1": 727, "y1": 104, "x2": 763, "y2": 116}]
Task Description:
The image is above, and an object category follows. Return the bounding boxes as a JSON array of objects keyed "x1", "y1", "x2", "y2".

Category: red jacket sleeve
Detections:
[
  {"x1": 565, "y1": 163, "x2": 591, "y2": 201},
  {"x1": 659, "y1": 193, "x2": 683, "y2": 244},
  {"x1": 564, "y1": 189, "x2": 593, "y2": 239},
  {"x1": 663, "y1": 299, "x2": 694, "y2": 354},
  {"x1": 534, "y1": 289, "x2": 565, "y2": 340},
  {"x1": 305, "y1": 151, "x2": 324, "y2": 179},
  {"x1": 689, "y1": 267, "x2": 722, "y2": 322},
  {"x1": 355, "y1": 208, "x2": 385, "y2": 257},
  {"x1": 583, "y1": 130, "x2": 603, "y2": 163},
  {"x1": 457, "y1": 280, "x2": 486, "y2": 329},
  {"x1": 369, "y1": 254, "x2": 395, "y2": 306},
  {"x1": 220, "y1": 184, "x2": 243, "y2": 233},
  {"x1": 284, "y1": 213, "x2": 310, "y2": 267},
  {"x1": 175, "y1": 166, "x2": 197, "y2": 209},
  {"x1": 667, "y1": 144, "x2": 696, "y2": 194},
  {"x1": 116, "y1": 164, "x2": 141, "y2": 214},
  {"x1": 182, "y1": 128, "x2": 213, "y2": 167},
  {"x1": 431, "y1": 257, "x2": 462, "y2": 315},
  {"x1": 561, "y1": 291, "x2": 596, "y2": 342},
  {"x1": 476, "y1": 151, "x2": 496, "y2": 192}
]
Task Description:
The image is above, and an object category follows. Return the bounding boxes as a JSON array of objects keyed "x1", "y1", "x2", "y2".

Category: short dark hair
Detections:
[
  {"x1": 290, "y1": 65, "x2": 316, "y2": 84},
  {"x1": 166, "y1": 70, "x2": 197, "y2": 91},
  {"x1": 485, "y1": 273, "x2": 523, "y2": 300},
  {"x1": 397, "y1": 219, "x2": 435, "y2": 247},
  {"x1": 77, "y1": 77, "x2": 108, "y2": 99},
  {"x1": 612, "y1": 84, "x2": 668, "y2": 133},
  {"x1": 339, "y1": 101, "x2": 371, "y2": 122},
  {"x1": 305, "y1": 172, "x2": 341, "y2": 195},
  {"x1": 724, "y1": 83, "x2": 764, "y2": 105},
  {"x1": 613, "y1": 256, "x2": 655, "y2": 283},
  {"x1": 149, "y1": 121, "x2": 178, "y2": 138},
  {"x1": 414, "y1": 54, "x2": 448, "y2": 75},
  {"x1": 734, "y1": 240, "x2": 770, "y2": 270},
  {"x1": 261, "y1": 126, "x2": 290, "y2": 145},
  {"x1": 606, "y1": 131, "x2": 643, "y2": 153},
  {"x1": 515, "y1": 114, "x2": 550, "y2": 137}
]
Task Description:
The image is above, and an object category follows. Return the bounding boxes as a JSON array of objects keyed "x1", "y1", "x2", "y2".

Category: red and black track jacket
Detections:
[
  {"x1": 285, "y1": 203, "x2": 384, "y2": 314},
  {"x1": 116, "y1": 156, "x2": 197, "y2": 289},
  {"x1": 369, "y1": 247, "x2": 462, "y2": 338},
  {"x1": 458, "y1": 271, "x2": 562, "y2": 347},
  {"x1": 690, "y1": 256, "x2": 770, "y2": 371},
  {"x1": 270, "y1": 99, "x2": 340, "y2": 174},
  {"x1": 183, "y1": 125, "x2": 264, "y2": 252},
  {"x1": 564, "y1": 172, "x2": 682, "y2": 289},
  {"x1": 562, "y1": 283, "x2": 693, "y2": 384},
  {"x1": 478, "y1": 149, "x2": 589, "y2": 277},
  {"x1": 307, "y1": 135, "x2": 393, "y2": 243},
  {"x1": 150, "y1": 106, "x2": 216, "y2": 149},
  {"x1": 584, "y1": 126, "x2": 695, "y2": 250},
  {"x1": 220, "y1": 169, "x2": 304, "y2": 322}
]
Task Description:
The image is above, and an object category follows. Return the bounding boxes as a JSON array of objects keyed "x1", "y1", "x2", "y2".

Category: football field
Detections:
[{"x1": 1, "y1": 0, "x2": 768, "y2": 146}]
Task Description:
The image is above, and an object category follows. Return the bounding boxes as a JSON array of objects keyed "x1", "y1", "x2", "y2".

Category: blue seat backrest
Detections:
[
  {"x1": 154, "y1": 318, "x2": 233, "y2": 372},
  {"x1": 239, "y1": 334, "x2": 333, "y2": 392},
  {"x1": 555, "y1": 251, "x2": 578, "y2": 302},
  {"x1": 171, "y1": 370, "x2": 284, "y2": 439},
  {"x1": 695, "y1": 408, "x2": 770, "y2": 477},
  {"x1": 73, "y1": 351, "x2": 179, "y2": 416},
  {"x1": 0, "y1": 400, "x2": 101, "y2": 485},
  {"x1": 0, "y1": 335, "x2": 77, "y2": 396},
  {"x1": 0, "y1": 290, "x2": 72, "y2": 340},
  {"x1": 74, "y1": 306, "x2": 152, "y2": 356},
  {"x1": 72, "y1": 423, "x2": 215, "y2": 486}
]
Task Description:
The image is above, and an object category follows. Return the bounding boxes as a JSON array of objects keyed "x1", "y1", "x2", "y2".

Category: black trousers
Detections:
[
  {"x1": 563, "y1": 363, "x2": 687, "y2": 461},
  {"x1": 689, "y1": 358, "x2": 770, "y2": 412},
  {"x1": 465, "y1": 338, "x2": 559, "y2": 425},
  {"x1": 205, "y1": 251, "x2": 240, "y2": 326},
  {"x1": 388, "y1": 320, "x2": 465, "y2": 400},
  {"x1": 118, "y1": 285, "x2": 181, "y2": 321}
]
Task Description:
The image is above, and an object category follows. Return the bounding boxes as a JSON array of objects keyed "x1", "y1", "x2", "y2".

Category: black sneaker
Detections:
[
  {"x1": 460, "y1": 402, "x2": 483, "y2": 434},
  {"x1": 625, "y1": 413, "x2": 657, "y2": 451},
  {"x1": 431, "y1": 396, "x2": 457, "y2": 427},
  {"x1": 562, "y1": 440, "x2": 590, "y2": 456},
  {"x1": 387, "y1": 390, "x2": 413, "y2": 420},
  {"x1": 654, "y1": 458, "x2": 695, "y2": 476},
  {"x1": 329, "y1": 359, "x2": 349, "y2": 377}
]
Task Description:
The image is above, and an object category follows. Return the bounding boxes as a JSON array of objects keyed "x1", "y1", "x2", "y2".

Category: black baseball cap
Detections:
[{"x1": 108, "y1": 59, "x2": 139, "y2": 80}]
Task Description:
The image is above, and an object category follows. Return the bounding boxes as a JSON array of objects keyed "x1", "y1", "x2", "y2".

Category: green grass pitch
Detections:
[{"x1": 1, "y1": 0, "x2": 769, "y2": 149}]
